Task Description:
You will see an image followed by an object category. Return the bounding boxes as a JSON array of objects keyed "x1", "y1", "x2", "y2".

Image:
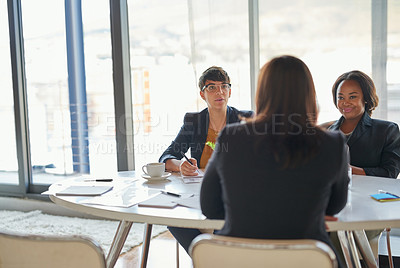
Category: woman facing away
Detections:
[
  {"x1": 200, "y1": 55, "x2": 349, "y2": 267},
  {"x1": 328, "y1": 70, "x2": 400, "y2": 178},
  {"x1": 159, "y1": 66, "x2": 253, "y2": 253}
]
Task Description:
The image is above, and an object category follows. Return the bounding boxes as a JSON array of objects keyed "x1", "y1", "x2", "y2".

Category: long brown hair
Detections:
[{"x1": 253, "y1": 55, "x2": 321, "y2": 168}]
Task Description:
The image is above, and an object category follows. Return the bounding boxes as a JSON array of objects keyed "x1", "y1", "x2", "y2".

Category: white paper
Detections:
[
  {"x1": 138, "y1": 193, "x2": 194, "y2": 209},
  {"x1": 55, "y1": 186, "x2": 113, "y2": 196},
  {"x1": 80, "y1": 186, "x2": 159, "y2": 208},
  {"x1": 181, "y1": 169, "x2": 204, "y2": 183},
  {"x1": 175, "y1": 194, "x2": 201, "y2": 210}
]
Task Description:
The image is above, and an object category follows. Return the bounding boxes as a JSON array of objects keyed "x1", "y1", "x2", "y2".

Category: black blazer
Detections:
[
  {"x1": 200, "y1": 123, "x2": 349, "y2": 261},
  {"x1": 328, "y1": 112, "x2": 400, "y2": 178},
  {"x1": 159, "y1": 106, "x2": 253, "y2": 164}
]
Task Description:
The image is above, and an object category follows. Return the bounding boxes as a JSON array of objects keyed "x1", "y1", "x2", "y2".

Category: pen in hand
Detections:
[
  {"x1": 180, "y1": 151, "x2": 199, "y2": 176},
  {"x1": 180, "y1": 151, "x2": 194, "y2": 166}
]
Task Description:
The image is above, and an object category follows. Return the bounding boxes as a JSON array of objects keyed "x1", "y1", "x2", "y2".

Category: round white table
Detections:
[{"x1": 47, "y1": 172, "x2": 400, "y2": 268}]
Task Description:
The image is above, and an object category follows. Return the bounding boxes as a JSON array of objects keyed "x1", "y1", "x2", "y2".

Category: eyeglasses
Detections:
[{"x1": 201, "y1": 83, "x2": 231, "y2": 93}]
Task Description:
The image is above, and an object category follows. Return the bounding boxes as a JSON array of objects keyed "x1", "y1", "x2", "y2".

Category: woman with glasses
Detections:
[
  {"x1": 159, "y1": 66, "x2": 253, "y2": 176},
  {"x1": 159, "y1": 66, "x2": 253, "y2": 254}
]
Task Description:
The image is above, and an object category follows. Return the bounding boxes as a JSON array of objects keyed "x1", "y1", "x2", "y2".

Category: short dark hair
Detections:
[
  {"x1": 198, "y1": 66, "x2": 230, "y2": 91},
  {"x1": 331, "y1": 70, "x2": 379, "y2": 116}
]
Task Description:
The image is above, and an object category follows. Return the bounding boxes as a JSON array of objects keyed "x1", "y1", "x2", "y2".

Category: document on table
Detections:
[
  {"x1": 138, "y1": 193, "x2": 194, "y2": 209},
  {"x1": 175, "y1": 194, "x2": 201, "y2": 210},
  {"x1": 79, "y1": 185, "x2": 158, "y2": 208},
  {"x1": 181, "y1": 169, "x2": 204, "y2": 184},
  {"x1": 55, "y1": 185, "x2": 113, "y2": 196}
]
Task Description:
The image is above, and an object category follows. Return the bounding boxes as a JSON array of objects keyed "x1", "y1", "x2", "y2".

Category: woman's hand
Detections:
[
  {"x1": 165, "y1": 159, "x2": 181, "y2": 172},
  {"x1": 180, "y1": 158, "x2": 198, "y2": 176},
  {"x1": 324, "y1": 215, "x2": 338, "y2": 231}
]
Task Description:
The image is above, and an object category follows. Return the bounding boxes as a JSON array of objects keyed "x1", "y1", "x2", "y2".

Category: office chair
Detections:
[
  {"x1": 189, "y1": 234, "x2": 338, "y2": 268},
  {"x1": 0, "y1": 230, "x2": 106, "y2": 268}
]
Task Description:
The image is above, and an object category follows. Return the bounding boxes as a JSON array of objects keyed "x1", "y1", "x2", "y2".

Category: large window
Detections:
[
  {"x1": 0, "y1": 0, "x2": 18, "y2": 185},
  {"x1": 259, "y1": 0, "x2": 371, "y2": 124},
  {"x1": 387, "y1": 0, "x2": 400, "y2": 125},
  {"x1": 82, "y1": 0, "x2": 117, "y2": 176},
  {"x1": 21, "y1": 0, "x2": 70, "y2": 184},
  {"x1": 127, "y1": 0, "x2": 251, "y2": 170},
  {"x1": 259, "y1": 0, "x2": 400, "y2": 126},
  {"x1": 17, "y1": 0, "x2": 116, "y2": 186}
]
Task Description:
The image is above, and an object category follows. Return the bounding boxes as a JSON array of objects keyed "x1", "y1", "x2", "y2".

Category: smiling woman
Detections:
[{"x1": 328, "y1": 70, "x2": 400, "y2": 178}]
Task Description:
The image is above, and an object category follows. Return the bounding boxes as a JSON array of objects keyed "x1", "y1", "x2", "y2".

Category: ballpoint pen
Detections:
[
  {"x1": 180, "y1": 151, "x2": 194, "y2": 166},
  {"x1": 378, "y1": 190, "x2": 400, "y2": 198},
  {"x1": 161, "y1": 190, "x2": 181, "y2": 197},
  {"x1": 180, "y1": 151, "x2": 201, "y2": 177},
  {"x1": 84, "y1": 179, "x2": 113, "y2": 182}
]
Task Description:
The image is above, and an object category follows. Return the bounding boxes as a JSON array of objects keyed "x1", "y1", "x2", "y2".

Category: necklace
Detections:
[
  {"x1": 209, "y1": 115, "x2": 226, "y2": 135},
  {"x1": 210, "y1": 128, "x2": 219, "y2": 136}
]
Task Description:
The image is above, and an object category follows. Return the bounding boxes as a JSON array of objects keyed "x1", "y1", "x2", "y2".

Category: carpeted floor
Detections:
[{"x1": 0, "y1": 210, "x2": 167, "y2": 254}]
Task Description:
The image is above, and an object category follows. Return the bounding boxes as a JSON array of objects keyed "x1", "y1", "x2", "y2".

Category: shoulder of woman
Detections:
[
  {"x1": 183, "y1": 108, "x2": 208, "y2": 123},
  {"x1": 220, "y1": 122, "x2": 254, "y2": 139},
  {"x1": 228, "y1": 106, "x2": 254, "y2": 118},
  {"x1": 370, "y1": 117, "x2": 399, "y2": 129}
]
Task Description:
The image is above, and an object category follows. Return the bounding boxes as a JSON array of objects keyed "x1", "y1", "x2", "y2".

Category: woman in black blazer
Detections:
[
  {"x1": 159, "y1": 66, "x2": 253, "y2": 254},
  {"x1": 201, "y1": 56, "x2": 349, "y2": 267},
  {"x1": 327, "y1": 70, "x2": 400, "y2": 264},
  {"x1": 328, "y1": 70, "x2": 400, "y2": 178}
]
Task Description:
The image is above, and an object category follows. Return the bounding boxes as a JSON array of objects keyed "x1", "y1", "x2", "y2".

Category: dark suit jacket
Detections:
[
  {"x1": 200, "y1": 123, "x2": 349, "y2": 260},
  {"x1": 159, "y1": 106, "x2": 253, "y2": 164},
  {"x1": 328, "y1": 112, "x2": 400, "y2": 178}
]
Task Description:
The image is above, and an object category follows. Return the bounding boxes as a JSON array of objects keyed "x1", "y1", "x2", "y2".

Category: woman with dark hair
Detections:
[
  {"x1": 159, "y1": 66, "x2": 253, "y2": 254},
  {"x1": 200, "y1": 55, "x2": 349, "y2": 267},
  {"x1": 328, "y1": 70, "x2": 400, "y2": 178},
  {"x1": 328, "y1": 70, "x2": 400, "y2": 264}
]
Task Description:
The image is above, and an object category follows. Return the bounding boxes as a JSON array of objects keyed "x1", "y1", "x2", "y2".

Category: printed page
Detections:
[{"x1": 181, "y1": 169, "x2": 204, "y2": 183}]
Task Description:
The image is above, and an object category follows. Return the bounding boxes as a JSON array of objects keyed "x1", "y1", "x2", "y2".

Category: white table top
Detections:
[
  {"x1": 48, "y1": 172, "x2": 400, "y2": 232},
  {"x1": 331, "y1": 174, "x2": 400, "y2": 231}
]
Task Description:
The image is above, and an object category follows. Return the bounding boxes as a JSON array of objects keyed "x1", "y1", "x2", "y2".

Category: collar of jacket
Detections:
[
  {"x1": 330, "y1": 112, "x2": 372, "y2": 146},
  {"x1": 202, "y1": 106, "x2": 238, "y2": 133}
]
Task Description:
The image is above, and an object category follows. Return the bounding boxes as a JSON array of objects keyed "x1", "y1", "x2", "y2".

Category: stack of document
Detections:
[
  {"x1": 139, "y1": 193, "x2": 195, "y2": 209},
  {"x1": 55, "y1": 185, "x2": 113, "y2": 196},
  {"x1": 181, "y1": 169, "x2": 204, "y2": 184}
]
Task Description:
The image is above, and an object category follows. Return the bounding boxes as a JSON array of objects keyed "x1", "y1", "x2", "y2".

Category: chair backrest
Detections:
[
  {"x1": 189, "y1": 234, "x2": 338, "y2": 268},
  {"x1": 0, "y1": 230, "x2": 106, "y2": 268}
]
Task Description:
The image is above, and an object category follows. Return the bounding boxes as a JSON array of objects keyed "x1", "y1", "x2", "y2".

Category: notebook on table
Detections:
[{"x1": 55, "y1": 185, "x2": 113, "y2": 196}]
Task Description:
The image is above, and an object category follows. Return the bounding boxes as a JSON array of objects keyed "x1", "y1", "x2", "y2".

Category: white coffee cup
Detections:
[{"x1": 142, "y1": 162, "x2": 165, "y2": 177}]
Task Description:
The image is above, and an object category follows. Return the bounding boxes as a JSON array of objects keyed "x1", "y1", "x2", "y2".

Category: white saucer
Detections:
[{"x1": 141, "y1": 172, "x2": 171, "y2": 181}]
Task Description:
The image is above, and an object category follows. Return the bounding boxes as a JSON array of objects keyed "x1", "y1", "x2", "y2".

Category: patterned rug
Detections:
[{"x1": 0, "y1": 210, "x2": 167, "y2": 254}]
